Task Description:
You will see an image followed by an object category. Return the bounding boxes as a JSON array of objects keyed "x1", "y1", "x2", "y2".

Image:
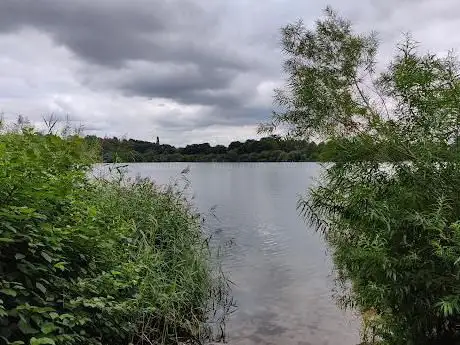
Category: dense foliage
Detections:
[
  {"x1": 268, "y1": 7, "x2": 460, "y2": 345},
  {"x1": 90, "y1": 135, "x2": 328, "y2": 162},
  {"x1": 0, "y1": 128, "x2": 229, "y2": 344}
]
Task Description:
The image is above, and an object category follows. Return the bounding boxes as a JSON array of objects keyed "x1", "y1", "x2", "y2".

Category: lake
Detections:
[{"x1": 112, "y1": 162, "x2": 359, "y2": 345}]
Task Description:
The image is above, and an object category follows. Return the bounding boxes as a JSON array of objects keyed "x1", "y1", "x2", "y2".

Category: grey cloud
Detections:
[
  {"x1": 1, "y1": 0, "x2": 460, "y2": 143},
  {"x1": 154, "y1": 106, "x2": 271, "y2": 133},
  {"x1": 118, "y1": 69, "x2": 270, "y2": 125},
  {"x1": 0, "y1": 0, "x2": 265, "y2": 127},
  {"x1": 0, "y1": 0, "x2": 237, "y2": 69},
  {"x1": 118, "y1": 64, "x2": 240, "y2": 107}
]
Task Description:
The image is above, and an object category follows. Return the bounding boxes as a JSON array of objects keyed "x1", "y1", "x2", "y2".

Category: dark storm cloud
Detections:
[
  {"x1": 118, "y1": 64, "x2": 241, "y2": 107},
  {"x1": 0, "y1": 0, "x2": 242, "y2": 69},
  {"x1": 0, "y1": 0, "x2": 266, "y2": 124}
]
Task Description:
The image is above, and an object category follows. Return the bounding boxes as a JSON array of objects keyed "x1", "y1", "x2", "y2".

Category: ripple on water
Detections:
[{"x1": 120, "y1": 163, "x2": 360, "y2": 345}]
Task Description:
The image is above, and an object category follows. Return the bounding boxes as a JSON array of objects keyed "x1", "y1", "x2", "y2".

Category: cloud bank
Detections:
[{"x1": 0, "y1": 0, "x2": 459, "y2": 145}]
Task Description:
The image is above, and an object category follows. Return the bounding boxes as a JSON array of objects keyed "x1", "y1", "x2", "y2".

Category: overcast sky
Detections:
[{"x1": 1, "y1": 0, "x2": 459, "y2": 145}]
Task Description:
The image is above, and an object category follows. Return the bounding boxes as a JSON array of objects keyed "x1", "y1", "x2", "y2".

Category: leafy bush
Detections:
[
  {"x1": 0, "y1": 128, "x2": 229, "y2": 344},
  {"x1": 267, "y1": 7, "x2": 460, "y2": 345}
]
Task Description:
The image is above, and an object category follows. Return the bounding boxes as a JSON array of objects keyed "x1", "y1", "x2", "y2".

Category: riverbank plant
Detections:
[
  {"x1": 0, "y1": 124, "x2": 230, "y2": 344},
  {"x1": 266, "y1": 7, "x2": 460, "y2": 345}
]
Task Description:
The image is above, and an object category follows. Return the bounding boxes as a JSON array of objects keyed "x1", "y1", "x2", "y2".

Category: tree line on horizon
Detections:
[{"x1": 86, "y1": 135, "x2": 330, "y2": 162}]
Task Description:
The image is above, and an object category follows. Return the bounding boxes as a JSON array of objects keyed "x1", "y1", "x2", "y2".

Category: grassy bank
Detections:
[{"x1": 0, "y1": 128, "x2": 230, "y2": 344}]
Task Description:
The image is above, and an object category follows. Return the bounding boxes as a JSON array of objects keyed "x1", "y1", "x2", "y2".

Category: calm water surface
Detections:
[{"x1": 115, "y1": 163, "x2": 359, "y2": 345}]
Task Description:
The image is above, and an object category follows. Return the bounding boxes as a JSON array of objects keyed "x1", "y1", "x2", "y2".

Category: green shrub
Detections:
[
  {"x1": 267, "y1": 7, "x2": 460, "y2": 345},
  {"x1": 0, "y1": 129, "x2": 229, "y2": 345}
]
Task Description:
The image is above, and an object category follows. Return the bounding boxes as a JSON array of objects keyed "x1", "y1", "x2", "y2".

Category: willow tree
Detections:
[{"x1": 265, "y1": 7, "x2": 460, "y2": 345}]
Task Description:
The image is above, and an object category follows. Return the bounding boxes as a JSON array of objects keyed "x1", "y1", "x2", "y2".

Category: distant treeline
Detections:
[{"x1": 85, "y1": 135, "x2": 330, "y2": 162}]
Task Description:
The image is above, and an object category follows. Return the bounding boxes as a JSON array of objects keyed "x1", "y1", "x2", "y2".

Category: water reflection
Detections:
[{"x1": 119, "y1": 162, "x2": 359, "y2": 345}]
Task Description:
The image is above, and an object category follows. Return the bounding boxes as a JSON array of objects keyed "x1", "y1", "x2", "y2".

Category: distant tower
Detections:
[{"x1": 156, "y1": 136, "x2": 160, "y2": 145}]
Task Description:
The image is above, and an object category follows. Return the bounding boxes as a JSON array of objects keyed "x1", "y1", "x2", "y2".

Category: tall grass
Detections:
[{"x1": 90, "y1": 174, "x2": 232, "y2": 344}]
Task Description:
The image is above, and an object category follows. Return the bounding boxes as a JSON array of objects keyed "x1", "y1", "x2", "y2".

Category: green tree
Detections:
[{"x1": 266, "y1": 7, "x2": 460, "y2": 345}]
